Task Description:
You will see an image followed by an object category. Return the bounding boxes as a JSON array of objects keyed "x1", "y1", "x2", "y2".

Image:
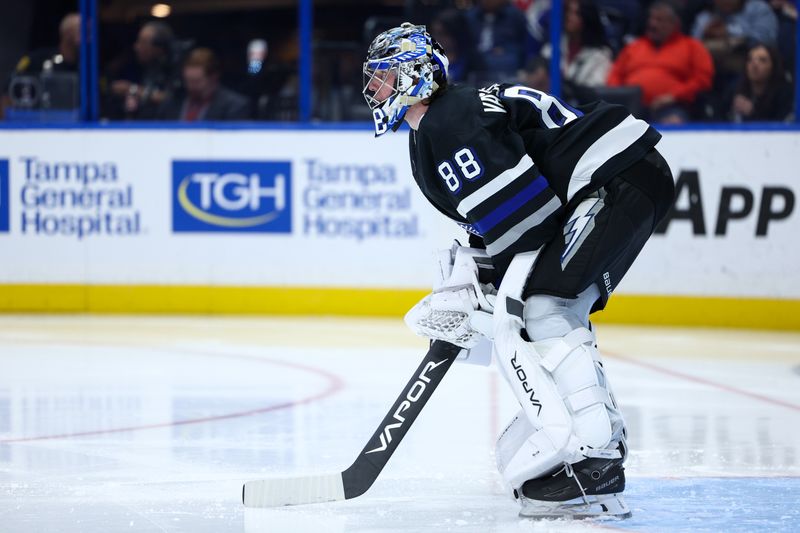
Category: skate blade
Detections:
[
  {"x1": 570, "y1": 510, "x2": 631, "y2": 521},
  {"x1": 518, "y1": 510, "x2": 632, "y2": 521},
  {"x1": 518, "y1": 494, "x2": 632, "y2": 521}
]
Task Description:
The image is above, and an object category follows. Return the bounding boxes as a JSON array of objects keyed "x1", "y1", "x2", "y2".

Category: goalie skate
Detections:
[{"x1": 517, "y1": 452, "x2": 631, "y2": 520}]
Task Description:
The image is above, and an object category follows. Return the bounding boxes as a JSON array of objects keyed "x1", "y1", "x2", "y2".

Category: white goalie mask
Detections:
[{"x1": 363, "y1": 22, "x2": 449, "y2": 137}]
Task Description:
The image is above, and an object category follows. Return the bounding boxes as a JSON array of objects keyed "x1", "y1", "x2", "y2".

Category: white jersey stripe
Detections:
[
  {"x1": 457, "y1": 154, "x2": 534, "y2": 217},
  {"x1": 567, "y1": 114, "x2": 650, "y2": 201},
  {"x1": 485, "y1": 196, "x2": 562, "y2": 256}
]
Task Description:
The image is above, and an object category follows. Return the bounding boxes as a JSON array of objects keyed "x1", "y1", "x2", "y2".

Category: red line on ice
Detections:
[
  {"x1": 606, "y1": 352, "x2": 800, "y2": 412},
  {"x1": 0, "y1": 348, "x2": 345, "y2": 443}
]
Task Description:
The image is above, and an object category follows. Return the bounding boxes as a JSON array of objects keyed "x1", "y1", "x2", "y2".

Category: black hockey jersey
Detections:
[{"x1": 409, "y1": 83, "x2": 661, "y2": 275}]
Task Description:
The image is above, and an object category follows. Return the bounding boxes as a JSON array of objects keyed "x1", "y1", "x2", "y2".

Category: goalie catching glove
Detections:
[{"x1": 404, "y1": 243, "x2": 496, "y2": 349}]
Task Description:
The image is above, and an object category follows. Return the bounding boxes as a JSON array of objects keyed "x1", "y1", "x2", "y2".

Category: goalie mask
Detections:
[{"x1": 363, "y1": 22, "x2": 449, "y2": 137}]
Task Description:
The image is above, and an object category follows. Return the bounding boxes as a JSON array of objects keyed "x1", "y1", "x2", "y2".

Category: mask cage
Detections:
[{"x1": 362, "y1": 62, "x2": 400, "y2": 110}]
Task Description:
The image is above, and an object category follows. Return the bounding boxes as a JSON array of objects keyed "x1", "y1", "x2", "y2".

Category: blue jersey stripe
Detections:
[
  {"x1": 485, "y1": 196, "x2": 562, "y2": 256},
  {"x1": 473, "y1": 175, "x2": 550, "y2": 234}
]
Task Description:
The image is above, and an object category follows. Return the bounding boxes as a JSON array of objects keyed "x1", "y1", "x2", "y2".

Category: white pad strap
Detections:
[
  {"x1": 539, "y1": 328, "x2": 595, "y2": 373},
  {"x1": 566, "y1": 385, "x2": 613, "y2": 412}
]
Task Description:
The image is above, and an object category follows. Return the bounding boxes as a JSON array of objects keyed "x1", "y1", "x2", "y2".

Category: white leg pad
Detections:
[
  {"x1": 494, "y1": 410, "x2": 532, "y2": 490},
  {"x1": 495, "y1": 329, "x2": 627, "y2": 492},
  {"x1": 491, "y1": 254, "x2": 625, "y2": 493},
  {"x1": 491, "y1": 253, "x2": 626, "y2": 494},
  {"x1": 491, "y1": 252, "x2": 580, "y2": 490},
  {"x1": 494, "y1": 324, "x2": 581, "y2": 489},
  {"x1": 534, "y1": 331, "x2": 625, "y2": 452}
]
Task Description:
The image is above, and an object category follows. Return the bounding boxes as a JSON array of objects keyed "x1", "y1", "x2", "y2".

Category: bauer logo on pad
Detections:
[
  {"x1": 0, "y1": 159, "x2": 9, "y2": 233},
  {"x1": 172, "y1": 161, "x2": 292, "y2": 233}
]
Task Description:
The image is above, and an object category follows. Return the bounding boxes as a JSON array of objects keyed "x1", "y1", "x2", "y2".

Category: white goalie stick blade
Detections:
[
  {"x1": 242, "y1": 340, "x2": 461, "y2": 507},
  {"x1": 242, "y1": 474, "x2": 345, "y2": 507}
]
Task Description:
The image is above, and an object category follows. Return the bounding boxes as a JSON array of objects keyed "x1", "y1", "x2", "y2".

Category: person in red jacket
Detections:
[{"x1": 607, "y1": 1, "x2": 714, "y2": 123}]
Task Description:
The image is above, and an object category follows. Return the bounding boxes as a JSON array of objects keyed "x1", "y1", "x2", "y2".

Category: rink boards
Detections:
[{"x1": 0, "y1": 128, "x2": 798, "y2": 329}]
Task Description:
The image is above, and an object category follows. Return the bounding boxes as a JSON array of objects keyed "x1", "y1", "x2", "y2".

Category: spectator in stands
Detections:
[
  {"x1": 12, "y1": 12, "x2": 80, "y2": 76},
  {"x1": 107, "y1": 21, "x2": 178, "y2": 119},
  {"x1": 643, "y1": 0, "x2": 700, "y2": 35},
  {"x1": 769, "y1": 0, "x2": 797, "y2": 76},
  {"x1": 541, "y1": 0, "x2": 613, "y2": 89},
  {"x1": 692, "y1": 0, "x2": 779, "y2": 91},
  {"x1": 466, "y1": 0, "x2": 532, "y2": 81},
  {"x1": 157, "y1": 48, "x2": 250, "y2": 121},
  {"x1": 595, "y1": 0, "x2": 644, "y2": 54},
  {"x1": 3, "y1": 12, "x2": 81, "y2": 114},
  {"x1": 693, "y1": 0, "x2": 779, "y2": 47},
  {"x1": 517, "y1": 56, "x2": 551, "y2": 92},
  {"x1": 519, "y1": 0, "x2": 641, "y2": 57},
  {"x1": 723, "y1": 43, "x2": 794, "y2": 121},
  {"x1": 429, "y1": 9, "x2": 485, "y2": 83},
  {"x1": 515, "y1": 0, "x2": 551, "y2": 57},
  {"x1": 607, "y1": 1, "x2": 714, "y2": 123}
]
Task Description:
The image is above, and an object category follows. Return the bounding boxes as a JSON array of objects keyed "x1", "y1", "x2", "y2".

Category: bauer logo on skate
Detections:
[
  {"x1": 0, "y1": 160, "x2": 8, "y2": 233},
  {"x1": 172, "y1": 161, "x2": 292, "y2": 233}
]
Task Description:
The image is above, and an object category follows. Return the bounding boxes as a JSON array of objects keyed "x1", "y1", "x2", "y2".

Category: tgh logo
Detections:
[{"x1": 172, "y1": 160, "x2": 291, "y2": 233}]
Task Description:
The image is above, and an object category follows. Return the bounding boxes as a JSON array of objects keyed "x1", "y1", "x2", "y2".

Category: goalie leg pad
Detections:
[
  {"x1": 493, "y1": 326, "x2": 578, "y2": 489},
  {"x1": 523, "y1": 284, "x2": 599, "y2": 340},
  {"x1": 492, "y1": 253, "x2": 578, "y2": 490},
  {"x1": 495, "y1": 410, "x2": 534, "y2": 483},
  {"x1": 531, "y1": 328, "x2": 625, "y2": 453},
  {"x1": 496, "y1": 328, "x2": 626, "y2": 486},
  {"x1": 494, "y1": 306, "x2": 625, "y2": 494},
  {"x1": 525, "y1": 292, "x2": 627, "y2": 455}
]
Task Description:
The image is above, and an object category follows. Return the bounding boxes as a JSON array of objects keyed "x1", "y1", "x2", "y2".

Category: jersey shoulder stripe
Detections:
[{"x1": 567, "y1": 114, "x2": 651, "y2": 200}]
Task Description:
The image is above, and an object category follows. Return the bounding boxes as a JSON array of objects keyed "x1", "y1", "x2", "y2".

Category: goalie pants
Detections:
[{"x1": 523, "y1": 148, "x2": 675, "y2": 312}]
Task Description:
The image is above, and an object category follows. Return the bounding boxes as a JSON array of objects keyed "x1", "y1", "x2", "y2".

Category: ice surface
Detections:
[{"x1": 1, "y1": 316, "x2": 799, "y2": 532}]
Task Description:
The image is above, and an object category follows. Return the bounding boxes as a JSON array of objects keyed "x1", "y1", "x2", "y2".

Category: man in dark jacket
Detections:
[
  {"x1": 158, "y1": 47, "x2": 251, "y2": 121},
  {"x1": 4, "y1": 13, "x2": 80, "y2": 112},
  {"x1": 13, "y1": 12, "x2": 80, "y2": 76}
]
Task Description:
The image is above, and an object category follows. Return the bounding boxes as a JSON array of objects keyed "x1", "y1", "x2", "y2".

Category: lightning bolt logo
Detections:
[{"x1": 561, "y1": 195, "x2": 604, "y2": 269}]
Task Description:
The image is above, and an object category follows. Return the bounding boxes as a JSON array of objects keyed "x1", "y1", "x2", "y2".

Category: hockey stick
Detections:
[{"x1": 242, "y1": 340, "x2": 461, "y2": 507}]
